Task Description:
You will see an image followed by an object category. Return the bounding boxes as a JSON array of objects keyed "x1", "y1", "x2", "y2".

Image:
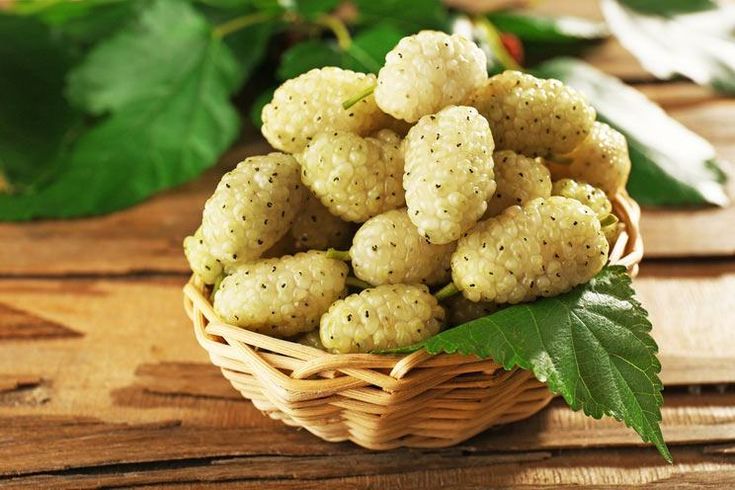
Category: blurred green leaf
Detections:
[
  {"x1": 487, "y1": 11, "x2": 609, "y2": 43},
  {"x1": 249, "y1": 87, "x2": 275, "y2": 128},
  {"x1": 345, "y1": 22, "x2": 404, "y2": 73},
  {"x1": 0, "y1": 0, "x2": 240, "y2": 220},
  {"x1": 293, "y1": 0, "x2": 340, "y2": 19},
  {"x1": 353, "y1": 0, "x2": 449, "y2": 32},
  {"x1": 0, "y1": 14, "x2": 80, "y2": 191},
  {"x1": 196, "y1": 0, "x2": 253, "y2": 8},
  {"x1": 221, "y1": 17, "x2": 276, "y2": 86},
  {"x1": 536, "y1": 58, "x2": 729, "y2": 207},
  {"x1": 602, "y1": 0, "x2": 735, "y2": 94},
  {"x1": 617, "y1": 0, "x2": 717, "y2": 16},
  {"x1": 277, "y1": 39, "x2": 341, "y2": 80},
  {"x1": 67, "y1": 1, "x2": 239, "y2": 114}
]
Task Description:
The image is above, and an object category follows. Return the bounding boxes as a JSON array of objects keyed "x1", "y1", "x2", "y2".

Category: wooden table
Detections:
[{"x1": 2, "y1": 4, "x2": 735, "y2": 489}]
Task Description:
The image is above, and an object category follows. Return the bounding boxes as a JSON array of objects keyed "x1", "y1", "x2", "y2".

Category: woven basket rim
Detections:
[{"x1": 184, "y1": 191, "x2": 643, "y2": 382}]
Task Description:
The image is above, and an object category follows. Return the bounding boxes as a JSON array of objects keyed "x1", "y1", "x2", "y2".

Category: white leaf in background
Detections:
[{"x1": 602, "y1": 0, "x2": 735, "y2": 93}]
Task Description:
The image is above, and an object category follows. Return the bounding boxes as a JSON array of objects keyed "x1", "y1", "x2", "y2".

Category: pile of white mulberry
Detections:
[{"x1": 185, "y1": 31, "x2": 632, "y2": 354}]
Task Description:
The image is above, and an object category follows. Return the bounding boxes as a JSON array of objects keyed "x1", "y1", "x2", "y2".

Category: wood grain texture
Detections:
[
  {"x1": 2, "y1": 442, "x2": 733, "y2": 488},
  {"x1": 0, "y1": 262, "x2": 733, "y2": 484},
  {"x1": 0, "y1": 263, "x2": 731, "y2": 426}
]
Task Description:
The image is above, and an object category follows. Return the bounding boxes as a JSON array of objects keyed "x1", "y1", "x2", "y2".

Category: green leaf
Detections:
[
  {"x1": 602, "y1": 0, "x2": 735, "y2": 94},
  {"x1": 220, "y1": 17, "x2": 276, "y2": 86},
  {"x1": 487, "y1": 11, "x2": 609, "y2": 43},
  {"x1": 277, "y1": 40, "x2": 342, "y2": 80},
  {"x1": 10, "y1": 0, "x2": 140, "y2": 46},
  {"x1": 535, "y1": 58, "x2": 729, "y2": 207},
  {"x1": 249, "y1": 87, "x2": 275, "y2": 128},
  {"x1": 67, "y1": 1, "x2": 237, "y2": 114},
  {"x1": 0, "y1": 0, "x2": 240, "y2": 220},
  {"x1": 353, "y1": 0, "x2": 449, "y2": 33},
  {"x1": 0, "y1": 14, "x2": 80, "y2": 191},
  {"x1": 345, "y1": 22, "x2": 405, "y2": 73},
  {"x1": 400, "y1": 266, "x2": 671, "y2": 463},
  {"x1": 293, "y1": 0, "x2": 340, "y2": 19},
  {"x1": 617, "y1": 0, "x2": 717, "y2": 16}
]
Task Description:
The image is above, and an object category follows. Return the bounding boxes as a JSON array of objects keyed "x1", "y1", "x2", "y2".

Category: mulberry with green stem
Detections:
[{"x1": 450, "y1": 196, "x2": 609, "y2": 304}]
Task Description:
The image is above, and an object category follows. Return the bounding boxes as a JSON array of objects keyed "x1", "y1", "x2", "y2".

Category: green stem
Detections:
[
  {"x1": 342, "y1": 84, "x2": 376, "y2": 110},
  {"x1": 210, "y1": 274, "x2": 225, "y2": 301},
  {"x1": 213, "y1": 12, "x2": 273, "y2": 39},
  {"x1": 434, "y1": 283, "x2": 460, "y2": 301},
  {"x1": 326, "y1": 248, "x2": 351, "y2": 261},
  {"x1": 600, "y1": 214, "x2": 619, "y2": 228},
  {"x1": 473, "y1": 16, "x2": 522, "y2": 71},
  {"x1": 346, "y1": 277, "x2": 372, "y2": 290},
  {"x1": 317, "y1": 14, "x2": 352, "y2": 50}
]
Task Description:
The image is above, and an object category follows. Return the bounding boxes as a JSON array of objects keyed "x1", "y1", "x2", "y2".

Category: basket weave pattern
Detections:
[{"x1": 184, "y1": 193, "x2": 643, "y2": 449}]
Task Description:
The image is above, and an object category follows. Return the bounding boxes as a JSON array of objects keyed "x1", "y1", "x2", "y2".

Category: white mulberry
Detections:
[
  {"x1": 403, "y1": 105, "x2": 496, "y2": 244},
  {"x1": 262, "y1": 67, "x2": 387, "y2": 153},
  {"x1": 214, "y1": 251, "x2": 348, "y2": 338},
  {"x1": 298, "y1": 129, "x2": 405, "y2": 222},
  {"x1": 486, "y1": 150, "x2": 551, "y2": 217},
  {"x1": 291, "y1": 194, "x2": 355, "y2": 251},
  {"x1": 375, "y1": 30, "x2": 487, "y2": 122},
  {"x1": 548, "y1": 122, "x2": 631, "y2": 196},
  {"x1": 183, "y1": 227, "x2": 222, "y2": 284},
  {"x1": 201, "y1": 153, "x2": 306, "y2": 268},
  {"x1": 320, "y1": 284, "x2": 444, "y2": 353},
  {"x1": 452, "y1": 196, "x2": 609, "y2": 304},
  {"x1": 468, "y1": 70, "x2": 595, "y2": 157},
  {"x1": 294, "y1": 330, "x2": 325, "y2": 350},
  {"x1": 445, "y1": 295, "x2": 500, "y2": 326},
  {"x1": 552, "y1": 178, "x2": 620, "y2": 244},
  {"x1": 552, "y1": 178, "x2": 612, "y2": 219},
  {"x1": 350, "y1": 209, "x2": 455, "y2": 286}
]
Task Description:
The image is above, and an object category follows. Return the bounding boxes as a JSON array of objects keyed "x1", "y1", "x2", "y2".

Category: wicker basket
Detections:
[{"x1": 183, "y1": 192, "x2": 643, "y2": 450}]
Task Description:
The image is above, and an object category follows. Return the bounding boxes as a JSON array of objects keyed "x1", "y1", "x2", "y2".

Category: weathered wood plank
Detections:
[
  {"x1": 0, "y1": 263, "x2": 730, "y2": 400},
  {"x1": 0, "y1": 263, "x2": 732, "y2": 478},
  {"x1": 2, "y1": 446, "x2": 733, "y2": 489}
]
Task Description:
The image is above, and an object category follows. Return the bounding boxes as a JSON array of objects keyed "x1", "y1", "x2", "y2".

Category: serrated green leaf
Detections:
[
  {"x1": 397, "y1": 266, "x2": 671, "y2": 462},
  {"x1": 0, "y1": 14, "x2": 81, "y2": 192},
  {"x1": 345, "y1": 22, "x2": 405, "y2": 73},
  {"x1": 277, "y1": 40, "x2": 342, "y2": 80},
  {"x1": 487, "y1": 11, "x2": 609, "y2": 43},
  {"x1": 0, "y1": 0, "x2": 240, "y2": 220},
  {"x1": 67, "y1": 0, "x2": 238, "y2": 115},
  {"x1": 602, "y1": 0, "x2": 735, "y2": 94},
  {"x1": 353, "y1": 0, "x2": 449, "y2": 33},
  {"x1": 535, "y1": 58, "x2": 729, "y2": 207}
]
